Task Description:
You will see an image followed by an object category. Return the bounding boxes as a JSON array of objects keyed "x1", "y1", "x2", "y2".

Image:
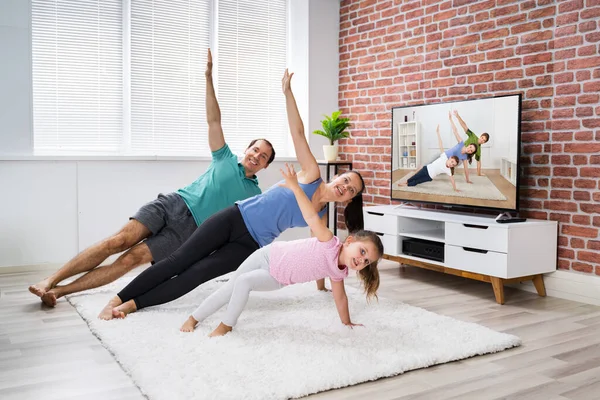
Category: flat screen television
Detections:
[{"x1": 390, "y1": 94, "x2": 522, "y2": 212}]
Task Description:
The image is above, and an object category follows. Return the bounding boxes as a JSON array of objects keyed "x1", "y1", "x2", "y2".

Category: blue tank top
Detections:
[{"x1": 237, "y1": 178, "x2": 327, "y2": 247}]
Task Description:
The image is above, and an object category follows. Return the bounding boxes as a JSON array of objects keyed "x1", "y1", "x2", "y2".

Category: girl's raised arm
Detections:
[{"x1": 280, "y1": 164, "x2": 333, "y2": 242}]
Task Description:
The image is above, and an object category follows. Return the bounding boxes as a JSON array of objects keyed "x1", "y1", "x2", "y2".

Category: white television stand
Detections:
[{"x1": 363, "y1": 205, "x2": 558, "y2": 304}]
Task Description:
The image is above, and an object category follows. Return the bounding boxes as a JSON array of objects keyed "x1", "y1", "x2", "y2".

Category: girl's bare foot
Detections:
[
  {"x1": 180, "y1": 316, "x2": 198, "y2": 333},
  {"x1": 209, "y1": 322, "x2": 232, "y2": 337},
  {"x1": 98, "y1": 296, "x2": 123, "y2": 320},
  {"x1": 111, "y1": 300, "x2": 137, "y2": 319},
  {"x1": 41, "y1": 290, "x2": 57, "y2": 307},
  {"x1": 29, "y1": 278, "x2": 52, "y2": 298}
]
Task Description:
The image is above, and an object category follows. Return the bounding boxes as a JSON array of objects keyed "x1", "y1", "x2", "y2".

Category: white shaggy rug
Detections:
[
  {"x1": 67, "y1": 277, "x2": 520, "y2": 400},
  {"x1": 392, "y1": 173, "x2": 507, "y2": 201}
]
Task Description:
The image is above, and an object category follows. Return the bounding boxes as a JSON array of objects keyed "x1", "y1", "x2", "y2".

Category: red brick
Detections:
[
  {"x1": 545, "y1": 201, "x2": 578, "y2": 212},
  {"x1": 565, "y1": 143, "x2": 600, "y2": 153},
  {"x1": 571, "y1": 238, "x2": 586, "y2": 248},
  {"x1": 563, "y1": 225, "x2": 598, "y2": 238},
  {"x1": 572, "y1": 262, "x2": 594, "y2": 273},
  {"x1": 551, "y1": 155, "x2": 571, "y2": 164},
  {"x1": 589, "y1": 239, "x2": 600, "y2": 249},
  {"x1": 551, "y1": 190, "x2": 571, "y2": 199},
  {"x1": 568, "y1": 57, "x2": 600, "y2": 69},
  {"x1": 581, "y1": 167, "x2": 600, "y2": 177},
  {"x1": 557, "y1": 259, "x2": 571, "y2": 270},
  {"x1": 558, "y1": 247, "x2": 575, "y2": 259},
  {"x1": 581, "y1": 204, "x2": 600, "y2": 213},
  {"x1": 575, "y1": 179, "x2": 596, "y2": 189},
  {"x1": 578, "y1": 251, "x2": 600, "y2": 263}
]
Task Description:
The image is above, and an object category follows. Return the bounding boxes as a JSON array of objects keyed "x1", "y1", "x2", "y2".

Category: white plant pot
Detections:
[{"x1": 322, "y1": 144, "x2": 338, "y2": 162}]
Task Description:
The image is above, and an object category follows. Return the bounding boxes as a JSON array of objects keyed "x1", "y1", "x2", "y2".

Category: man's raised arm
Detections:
[{"x1": 206, "y1": 49, "x2": 225, "y2": 152}]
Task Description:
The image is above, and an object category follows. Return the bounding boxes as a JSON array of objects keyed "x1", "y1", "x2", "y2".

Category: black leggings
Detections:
[
  {"x1": 117, "y1": 205, "x2": 259, "y2": 310},
  {"x1": 407, "y1": 167, "x2": 432, "y2": 186}
]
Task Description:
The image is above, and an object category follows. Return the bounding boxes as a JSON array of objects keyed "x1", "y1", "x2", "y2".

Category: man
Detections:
[
  {"x1": 452, "y1": 110, "x2": 490, "y2": 176},
  {"x1": 29, "y1": 49, "x2": 275, "y2": 317}
]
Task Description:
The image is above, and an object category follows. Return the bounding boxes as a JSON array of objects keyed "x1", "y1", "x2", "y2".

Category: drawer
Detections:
[
  {"x1": 374, "y1": 232, "x2": 401, "y2": 256},
  {"x1": 364, "y1": 211, "x2": 399, "y2": 235},
  {"x1": 445, "y1": 244, "x2": 508, "y2": 278},
  {"x1": 445, "y1": 222, "x2": 508, "y2": 253}
]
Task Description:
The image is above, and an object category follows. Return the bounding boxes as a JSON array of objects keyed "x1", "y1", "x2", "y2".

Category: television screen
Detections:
[{"x1": 390, "y1": 94, "x2": 521, "y2": 212}]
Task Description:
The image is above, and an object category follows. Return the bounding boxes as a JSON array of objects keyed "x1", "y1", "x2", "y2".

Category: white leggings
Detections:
[{"x1": 191, "y1": 245, "x2": 282, "y2": 327}]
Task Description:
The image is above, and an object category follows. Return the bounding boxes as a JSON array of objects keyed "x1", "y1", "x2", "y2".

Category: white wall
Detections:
[{"x1": 0, "y1": 0, "x2": 341, "y2": 269}]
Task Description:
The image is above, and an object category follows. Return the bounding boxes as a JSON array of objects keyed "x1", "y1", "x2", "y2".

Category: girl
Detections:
[
  {"x1": 180, "y1": 163, "x2": 383, "y2": 336},
  {"x1": 445, "y1": 111, "x2": 478, "y2": 183},
  {"x1": 398, "y1": 125, "x2": 461, "y2": 192},
  {"x1": 102, "y1": 68, "x2": 366, "y2": 319}
]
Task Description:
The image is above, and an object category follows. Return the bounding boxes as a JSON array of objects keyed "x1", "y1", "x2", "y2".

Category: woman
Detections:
[{"x1": 101, "y1": 69, "x2": 366, "y2": 319}]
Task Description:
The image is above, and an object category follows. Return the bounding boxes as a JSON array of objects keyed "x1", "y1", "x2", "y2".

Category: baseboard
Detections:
[
  {"x1": 507, "y1": 270, "x2": 600, "y2": 306},
  {"x1": 0, "y1": 263, "x2": 62, "y2": 274}
]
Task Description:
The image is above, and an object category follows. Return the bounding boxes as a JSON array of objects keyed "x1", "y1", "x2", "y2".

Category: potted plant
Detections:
[{"x1": 312, "y1": 111, "x2": 351, "y2": 162}]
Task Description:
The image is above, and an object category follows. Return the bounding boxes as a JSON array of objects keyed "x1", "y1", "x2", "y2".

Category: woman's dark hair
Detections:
[
  {"x1": 465, "y1": 143, "x2": 478, "y2": 165},
  {"x1": 353, "y1": 230, "x2": 384, "y2": 301},
  {"x1": 449, "y1": 155, "x2": 459, "y2": 176},
  {"x1": 343, "y1": 170, "x2": 365, "y2": 233},
  {"x1": 247, "y1": 138, "x2": 276, "y2": 165}
]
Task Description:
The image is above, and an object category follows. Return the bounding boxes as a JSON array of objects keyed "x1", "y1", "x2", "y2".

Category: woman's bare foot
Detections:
[
  {"x1": 180, "y1": 316, "x2": 198, "y2": 333},
  {"x1": 209, "y1": 322, "x2": 233, "y2": 337},
  {"x1": 98, "y1": 296, "x2": 123, "y2": 320},
  {"x1": 29, "y1": 278, "x2": 52, "y2": 298},
  {"x1": 41, "y1": 290, "x2": 57, "y2": 307},
  {"x1": 397, "y1": 182, "x2": 408, "y2": 187},
  {"x1": 111, "y1": 300, "x2": 137, "y2": 319}
]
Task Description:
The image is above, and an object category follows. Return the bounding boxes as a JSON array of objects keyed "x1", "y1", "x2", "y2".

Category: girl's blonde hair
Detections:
[{"x1": 352, "y1": 230, "x2": 383, "y2": 301}]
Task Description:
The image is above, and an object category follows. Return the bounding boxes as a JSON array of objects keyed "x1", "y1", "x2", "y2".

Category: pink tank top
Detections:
[{"x1": 269, "y1": 236, "x2": 348, "y2": 285}]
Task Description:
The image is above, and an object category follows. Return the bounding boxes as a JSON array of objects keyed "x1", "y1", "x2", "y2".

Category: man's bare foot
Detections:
[
  {"x1": 397, "y1": 182, "x2": 408, "y2": 187},
  {"x1": 209, "y1": 322, "x2": 232, "y2": 337},
  {"x1": 29, "y1": 278, "x2": 52, "y2": 298},
  {"x1": 180, "y1": 316, "x2": 198, "y2": 333},
  {"x1": 41, "y1": 290, "x2": 57, "y2": 307},
  {"x1": 111, "y1": 300, "x2": 137, "y2": 319},
  {"x1": 98, "y1": 296, "x2": 123, "y2": 320}
]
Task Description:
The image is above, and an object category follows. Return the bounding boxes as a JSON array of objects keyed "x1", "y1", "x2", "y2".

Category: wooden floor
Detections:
[
  {"x1": 1, "y1": 261, "x2": 599, "y2": 400},
  {"x1": 391, "y1": 168, "x2": 517, "y2": 210}
]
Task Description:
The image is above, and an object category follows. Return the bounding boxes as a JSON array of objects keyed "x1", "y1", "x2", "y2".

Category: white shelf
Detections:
[{"x1": 400, "y1": 228, "x2": 445, "y2": 242}]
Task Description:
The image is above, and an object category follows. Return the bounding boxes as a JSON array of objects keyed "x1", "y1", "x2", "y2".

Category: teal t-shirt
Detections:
[
  {"x1": 177, "y1": 144, "x2": 261, "y2": 226},
  {"x1": 463, "y1": 129, "x2": 481, "y2": 161}
]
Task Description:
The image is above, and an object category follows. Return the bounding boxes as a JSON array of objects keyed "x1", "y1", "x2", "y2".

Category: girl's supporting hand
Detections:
[
  {"x1": 282, "y1": 68, "x2": 294, "y2": 94},
  {"x1": 279, "y1": 163, "x2": 300, "y2": 189},
  {"x1": 344, "y1": 322, "x2": 364, "y2": 328}
]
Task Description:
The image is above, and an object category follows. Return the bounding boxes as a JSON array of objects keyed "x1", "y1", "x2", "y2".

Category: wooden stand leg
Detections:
[
  {"x1": 532, "y1": 274, "x2": 547, "y2": 297},
  {"x1": 490, "y1": 277, "x2": 505, "y2": 305}
]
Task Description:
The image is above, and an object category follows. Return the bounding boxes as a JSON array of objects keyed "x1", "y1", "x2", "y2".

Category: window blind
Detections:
[
  {"x1": 32, "y1": 0, "x2": 123, "y2": 154},
  {"x1": 216, "y1": 0, "x2": 288, "y2": 155},
  {"x1": 129, "y1": 0, "x2": 211, "y2": 155}
]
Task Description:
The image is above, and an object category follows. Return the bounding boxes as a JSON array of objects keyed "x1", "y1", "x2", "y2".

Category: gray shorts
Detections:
[{"x1": 131, "y1": 192, "x2": 197, "y2": 263}]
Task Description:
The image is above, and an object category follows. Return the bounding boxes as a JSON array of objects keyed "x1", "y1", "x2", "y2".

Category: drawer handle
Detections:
[
  {"x1": 374, "y1": 232, "x2": 384, "y2": 236},
  {"x1": 463, "y1": 247, "x2": 488, "y2": 254},
  {"x1": 367, "y1": 212, "x2": 385, "y2": 216},
  {"x1": 463, "y1": 224, "x2": 488, "y2": 230}
]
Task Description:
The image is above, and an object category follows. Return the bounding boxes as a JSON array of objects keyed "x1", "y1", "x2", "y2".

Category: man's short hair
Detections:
[{"x1": 247, "y1": 138, "x2": 276, "y2": 165}]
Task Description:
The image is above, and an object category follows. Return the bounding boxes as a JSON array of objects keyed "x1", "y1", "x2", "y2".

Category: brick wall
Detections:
[{"x1": 337, "y1": 0, "x2": 600, "y2": 275}]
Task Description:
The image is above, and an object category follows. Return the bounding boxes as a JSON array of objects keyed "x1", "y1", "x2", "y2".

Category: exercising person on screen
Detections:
[
  {"x1": 398, "y1": 124, "x2": 460, "y2": 191},
  {"x1": 452, "y1": 110, "x2": 489, "y2": 177}
]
